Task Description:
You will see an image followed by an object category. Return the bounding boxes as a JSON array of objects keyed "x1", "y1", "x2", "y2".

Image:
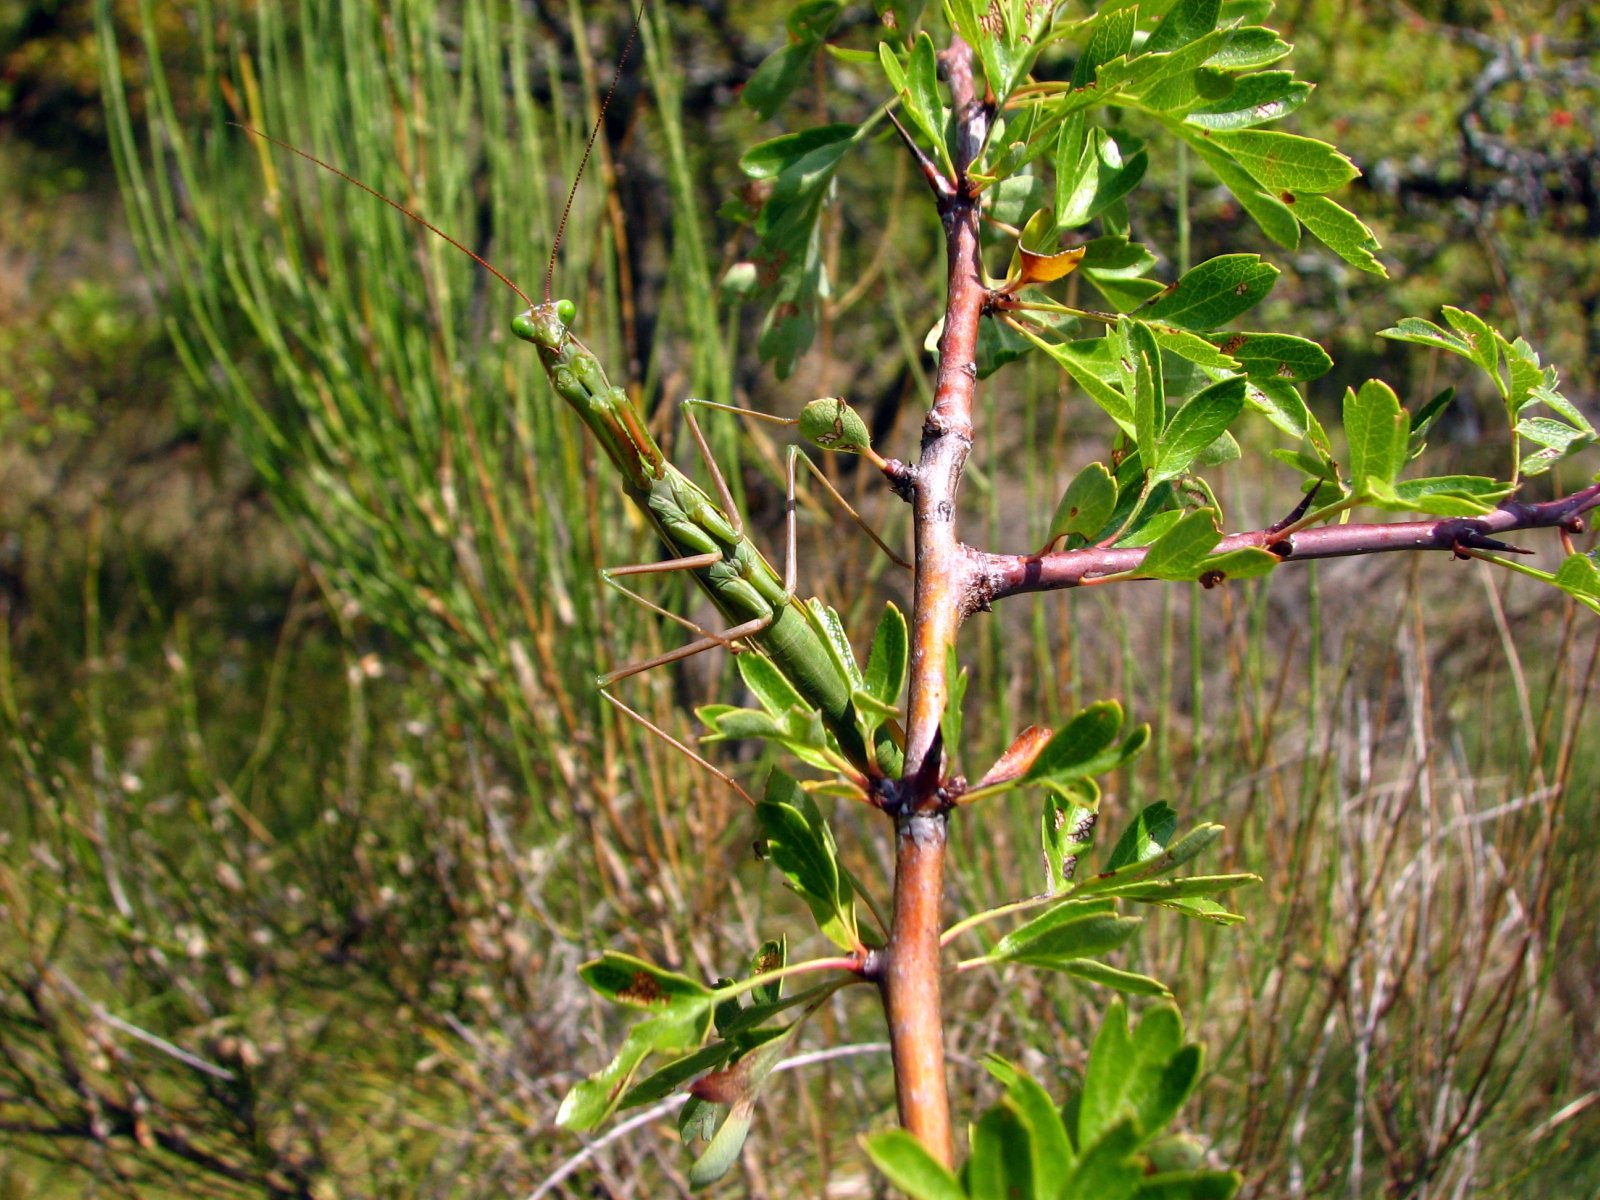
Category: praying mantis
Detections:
[{"x1": 237, "y1": 32, "x2": 907, "y2": 789}]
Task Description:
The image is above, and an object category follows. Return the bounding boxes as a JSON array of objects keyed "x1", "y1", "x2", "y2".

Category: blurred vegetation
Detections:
[{"x1": 0, "y1": 0, "x2": 1595, "y2": 1196}]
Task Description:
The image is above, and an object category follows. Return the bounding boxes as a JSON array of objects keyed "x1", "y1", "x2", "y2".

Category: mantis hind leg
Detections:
[{"x1": 596, "y1": 551, "x2": 776, "y2": 686}]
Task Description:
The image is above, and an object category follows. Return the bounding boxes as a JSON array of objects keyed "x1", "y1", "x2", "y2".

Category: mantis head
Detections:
[{"x1": 512, "y1": 299, "x2": 576, "y2": 350}]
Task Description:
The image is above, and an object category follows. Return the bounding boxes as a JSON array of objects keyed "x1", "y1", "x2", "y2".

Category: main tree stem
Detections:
[{"x1": 878, "y1": 36, "x2": 988, "y2": 1168}]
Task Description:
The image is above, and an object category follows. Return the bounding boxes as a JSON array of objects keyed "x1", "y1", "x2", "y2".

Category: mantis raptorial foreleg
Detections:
[{"x1": 682, "y1": 398, "x2": 912, "y2": 571}]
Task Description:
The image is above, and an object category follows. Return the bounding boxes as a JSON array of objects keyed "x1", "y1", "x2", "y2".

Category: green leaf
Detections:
[
  {"x1": 1440, "y1": 305, "x2": 1499, "y2": 374},
  {"x1": 744, "y1": 5, "x2": 843, "y2": 120},
  {"x1": 1144, "y1": 0, "x2": 1222, "y2": 54},
  {"x1": 864, "y1": 602, "x2": 909, "y2": 707},
  {"x1": 807, "y1": 598, "x2": 863, "y2": 689},
  {"x1": 1290, "y1": 193, "x2": 1386, "y2": 275},
  {"x1": 986, "y1": 1058, "x2": 1079, "y2": 1179},
  {"x1": 1344, "y1": 379, "x2": 1409, "y2": 496},
  {"x1": 1178, "y1": 130, "x2": 1300, "y2": 248},
  {"x1": 1196, "y1": 547, "x2": 1280, "y2": 581},
  {"x1": 994, "y1": 907, "x2": 1145, "y2": 966},
  {"x1": 622, "y1": 1041, "x2": 738, "y2": 1109},
  {"x1": 863, "y1": 1129, "x2": 967, "y2": 1200},
  {"x1": 1138, "y1": 509, "x2": 1223, "y2": 580},
  {"x1": 1060, "y1": 957, "x2": 1173, "y2": 995},
  {"x1": 1155, "y1": 378, "x2": 1246, "y2": 483},
  {"x1": 1102, "y1": 873, "x2": 1260, "y2": 900},
  {"x1": 1209, "y1": 129, "x2": 1358, "y2": 194},
  {"x1": 1210, "y1": 331, "x2": 1332, "y2": 382},
  {"x1": 968, "y1": 1103, "x2": 1035, "y2": 1200},
  {"x1": 580, "y1": 952, "x2": 714, "y2": 1009},
  {"x1": 1377, "y1": 315, "x2": 1473, "y2": 358},
  {"x1": 1244, "y1": 377, "x2": 1312, "y2": 439},
  {"x1": 1043, "y1": 782, "x2": 1102, "y2": 892},
  {"x1": 756, "y1": 771, "x2": 860, "y2": 951},
  {"x1": 1121, "y1": 318, "x2": 1166, "y2": 466},
  {"x1": 1079, "y1": 824, "x2": 1227, "y2": 894},
  {"x1": 558, "y1": 999, "x2": 717, "y2": 1131},
  {"x1": 686, "y1": 1100, "x2": 754, "y2": 1187},
  {"x1": 1150, "y1": 324, "x2": 1240, "y2": 370},
  {"x1": 740, "y1": 124, "x2": 858, "y2": 180},
  {"x1": 1383, "y1": 475, "x2": 1511, "y2": 516},
  {"x1": 1106, "y1": 801, "x2": 1178, "y2": 870},
  {"x1": 1074, "y1": 7, "x2": 1139, "y2": 88},
  {"x1": 1185, "y1": 72, "x2": 1310, "y2": 130},
  {"x1": 1024, "y1": 333, "x2": 1136, "y2": 429},
  {"x1": 1142, "y1": 255, "x2": 1279, "y2": 331},
  {"x1": 1135, "y1": 1170, "x2": 1243, "y2": 1198},
  {"x1": 906, "y1": 32, "x2": 951, "y2": 173},
  {"x1": 1555, "y1": 553, "x2": 1600, "y2": 601},
  {"x1": 1058, "y1": 124, "x2": 1149, "y2": 228},
  {"x1": 738, "y1": 651, "x2": 807, "y2": 718},
  {"x1": 1050, "y1": 462, "x2": 1119, "y2": 546},
  {"x1": 1204, "y1": 25, "x2": 1291, "y2": 68},
  {"x1": 942, "y1": 642, "x2": 968, "y2": 759},
  {"x1": 1022, "y1": 701, "x2": 1137, "y2": 786}
]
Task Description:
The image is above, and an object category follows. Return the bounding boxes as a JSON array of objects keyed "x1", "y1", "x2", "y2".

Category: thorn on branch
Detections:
[
  {"x1": 1452, "y1": 529, "x2": 1534, "y2": 557},
  {"x1": 886, "y1": 109, "x2": 954, "y2": 201},
  {"x1": 1267, "y1": 484, "x2": 1321, "y2": 535}
]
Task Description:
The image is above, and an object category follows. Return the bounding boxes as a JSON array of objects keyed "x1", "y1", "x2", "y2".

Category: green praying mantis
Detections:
[{"x1": 238, "y1": 83, "x2": 907, "y2": 791}]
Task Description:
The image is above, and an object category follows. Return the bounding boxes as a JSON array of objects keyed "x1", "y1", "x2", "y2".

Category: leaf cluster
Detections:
[{"x1": 866, "y1": 999, "x2": 1239, "y2": 1200}]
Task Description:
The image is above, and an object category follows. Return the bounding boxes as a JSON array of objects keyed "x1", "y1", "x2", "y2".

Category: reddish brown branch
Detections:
[
  {"x1": 980, "y1": 483, "x2": 1600, "y2": 601},
  {"x1": 879, "y1": 34, "x2": 991, "y2": 1169}
]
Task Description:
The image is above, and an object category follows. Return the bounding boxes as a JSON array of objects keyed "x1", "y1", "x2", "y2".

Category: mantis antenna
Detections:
[
  {"x1": 234, "y1": 0, "x2": 649, "y2": 310},
  {"x1": 545, "y1": 0, "x2": 649, "y2": 304}
]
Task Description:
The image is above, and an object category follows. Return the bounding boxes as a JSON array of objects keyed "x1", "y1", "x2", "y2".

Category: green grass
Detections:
[{"x1": 0, "y1": 0, "x2": 1594, "y2": 1195}]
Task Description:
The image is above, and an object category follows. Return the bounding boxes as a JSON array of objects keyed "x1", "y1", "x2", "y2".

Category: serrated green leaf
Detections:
[
  {"x1": 1145, "y1": 0, "x2": 1222, "y2": 53},
  {"x1": 1211, "y1": 331, "x2": 1332, "y2": 382},
  {"x1": 1185, "y1": 71, "x2": 1311, "y2": 129},
  {"x1": 863, "y1": 1129, "x2": 967, "y2": 1200},
  {"x1": 995, "y1": 909, "x2": 1145, "y2": 965},
  {"x1": 1022, "y1": 701, "x2": 1125, "y2": 785},
  {"x1": 1178, "y1": 129, "x2": 1301, "y2": 248},
  {"x1": 1555, "y1": 553, "x2": 1600, "y2": 600},
  {"x1": 1106, "y1": 800, "x2": 1178, "y2": 870},
  {"x1": 1197, "y1": 547, "x2": 1280, "y2": 581},
  {"x1": 1142, "y1": 255, "x2": 1279, "y2": 331},
  {"x1": 986, "y1": 1057, "x2": 1079, "y2": 1178},
  {"x1": 1155, "y1": 378, "x2": 1246, "y2": 482},
  {"x1": 968, "y1": 1103, "x2": 1035, "y2": 1200},
  {"x1": 1050, "y1": 462, "x2": 1119, "y2": 544},
  {"x1": 1205, "y1": 25, "x2": 1291, "y2": 68},
  {"x1": 580, "y1": 952, "x2": 714, "y2": 1009},
  {"x1": 756, "y1": 771, "x2": 859, "y2": 951},
  {"x1": 1377, "y1": 315, "x2": 1472, "y2": 357},
  {"x1": 1080, "y1": 824, "x2": 1226, "y2": 894},
  {"x1": 1135, "y1": 1169, "x2": 1244, "y2": 1198},
  {"x1": 1290, "y1": 193, "x2": 1386, "y2": 274},
  {"x1": 1344, "y1": 379, "x2": 1408, "y2": 495},
  {"x1": 1138, "y1": 509, "x2": 1223, "y2": 579},
  {"x1": 1440, "y1": 305, "x2": 1498, "y2": 374},
  {"x1": 738, "y1": 651, "x2": 807, "y2": 718},
  {"x1": 558, "y1": 999, "x2": 716, "y2": 1131},
  {"x1": 1074, "y1": 7, "x2": 1139, "y2": 88},
  {"x1": 864, "y1": 602, "x2": 909, "y2": 707},
  {"x1": 1043, "y1": 783, "x2": 1102, "y2": 892},
  {"x1": 1060, "y1": 957, "x2": 1174, "y2": 996},
  {"x1": 1243, "y1": 377, "x2": 1311, "y2": 438},
  {"x1": 1209, "y1": 129, "x2": 1358, "y2": 194},
  {"x1": 1150, "y1": 324, "x2": 1241, "y2": 369}
]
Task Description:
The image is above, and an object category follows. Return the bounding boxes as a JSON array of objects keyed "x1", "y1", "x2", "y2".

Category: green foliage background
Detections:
[{"x1": 1, "y1": 0, "x2": 1596, "y2": 1195}]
